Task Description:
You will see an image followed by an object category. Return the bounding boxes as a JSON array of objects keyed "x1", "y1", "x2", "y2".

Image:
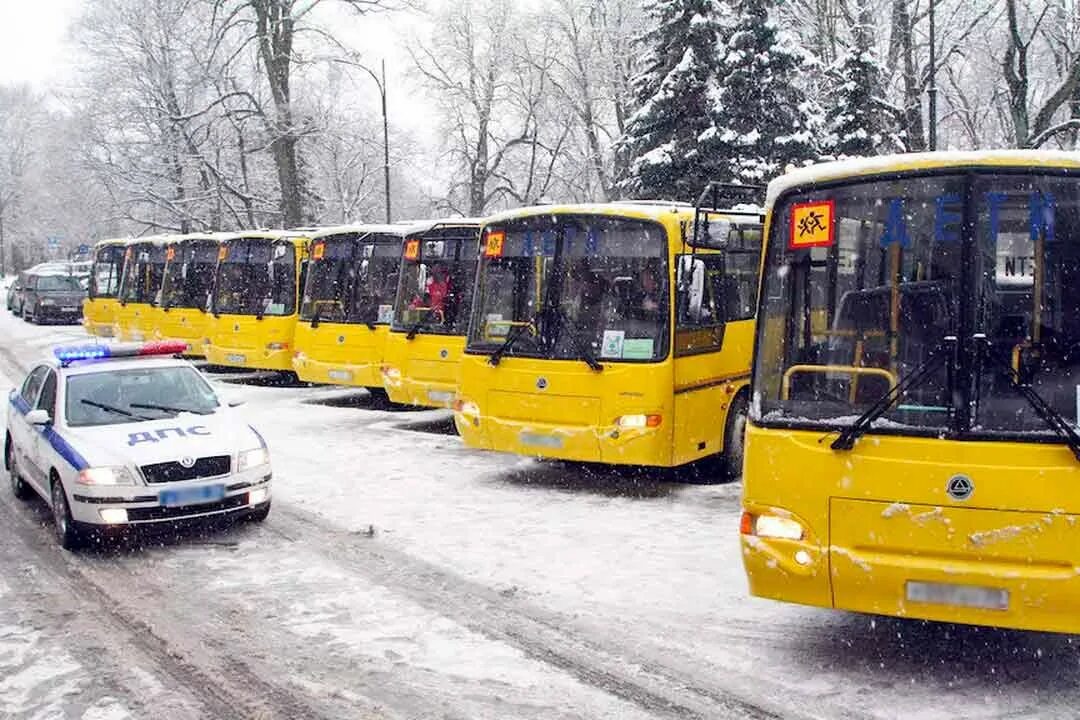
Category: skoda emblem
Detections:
[
  {"x1": 946, "y1": 474, "x2": 974, "y2": 501},
  {"x1": 440, "y1": 349, "x2": 449, "y2": 359},
  {"x1": 179, "y1": 456, "x2": 196, "y2": 469},
  {"x1": 536, "y1": 377, "x2": 548, "y2": 390}
]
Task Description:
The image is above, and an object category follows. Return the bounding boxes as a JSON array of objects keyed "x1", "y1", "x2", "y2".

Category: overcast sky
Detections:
[{"x1": 0, "y1": 0, "x2": 80, "y2": 88}]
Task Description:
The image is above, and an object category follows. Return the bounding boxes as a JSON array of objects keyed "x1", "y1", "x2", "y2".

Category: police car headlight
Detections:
[
  {"x1": 77, "y1": 466, "x2": 137, "y2": 486},
  {"x1": 238, "y1": 447, "x2": 269, "y2": 472}
]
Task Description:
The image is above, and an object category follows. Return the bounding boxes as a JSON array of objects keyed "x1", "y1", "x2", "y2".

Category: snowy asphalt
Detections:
[{"x1": 2, "y1": 312, "x2": 1079, "y2": 719}]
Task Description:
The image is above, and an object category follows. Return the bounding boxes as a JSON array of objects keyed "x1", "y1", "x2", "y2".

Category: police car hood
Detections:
[{"x1": 66, "y1": 410, "x2": 261, "y2": 469}]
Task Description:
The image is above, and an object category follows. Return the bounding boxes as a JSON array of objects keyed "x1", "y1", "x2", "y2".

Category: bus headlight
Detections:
[
  {"x1": 77, "y1": 467, "x2": 137, "y2": 486},
  {"x1": 238, "y1": 447, "x2": 270, "y2": 472},
  {"x1": 741, "y1": 512, "x2": 804, "y2": 541},
  {"x1": 614, "y1": 414, "x2": 662, "y2": 429}
]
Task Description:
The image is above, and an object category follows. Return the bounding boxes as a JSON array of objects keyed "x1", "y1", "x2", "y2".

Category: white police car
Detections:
[{"x1": 4, "y1": 341, "x2": 272, "y2": 549}]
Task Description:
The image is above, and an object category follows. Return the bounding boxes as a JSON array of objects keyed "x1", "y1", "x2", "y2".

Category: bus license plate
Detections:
[
  {"x1": 905, "y1": 581, "x2": 1008, "y2": 610},
  {"x1": 427, "y1": 390, "x2": 453, "y2": 404},
  {"x1": 226, "y1": 353, "x2": 246, "y2": 364},
  {"x1": 519, "y1": 432, "x2": 563, "y2": 449},
  {"x1": 159, "y1": 484, "x2": 226, "y2": 508},
  {"x1": 328, "y1": 369, "x2": 353, "y2": 382}
]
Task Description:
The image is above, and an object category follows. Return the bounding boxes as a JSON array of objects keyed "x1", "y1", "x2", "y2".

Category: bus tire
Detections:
[{"x1": 721, "y1": 392, "x2": 749, "y2": 480}]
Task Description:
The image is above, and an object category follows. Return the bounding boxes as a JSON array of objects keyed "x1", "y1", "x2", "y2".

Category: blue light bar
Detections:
[{"x1": 53, "y1": 341, "x2": 188, "y2": 366}]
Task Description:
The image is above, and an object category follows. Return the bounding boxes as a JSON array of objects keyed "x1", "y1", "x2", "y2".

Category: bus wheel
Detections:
[
  {"x1": 721, "y1": 394, "x2": 748, "y2": 480},
  {"x1": 367, "y1": 387, "x2": 391, "y2": 407}
]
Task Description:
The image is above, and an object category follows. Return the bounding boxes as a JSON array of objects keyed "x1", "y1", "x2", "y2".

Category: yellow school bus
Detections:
[
  {"x1": 153, "y1": 234, "x2": 220, "y2": 355},
  {"x1": 115, "y1": 236, "x2": 173, "y2": 341},
  {"x1": 454, "y1": 197, "x2": 763, "y2": 473},
  {"x1": 292, "y1": 225, "x2": 410, "y2": 398},
  {"x1": 203, "y1": 231, "x2": 310, "y2": 373},
  {"x1": 82, "y1": 238, "x2": 129, "y2": 337},
  {"x1": 741, "y1": 150, "x2": 1080, "y2": 634},
  {"x1": 381, "y1": 219, "x2": 483, "y2": 408}
]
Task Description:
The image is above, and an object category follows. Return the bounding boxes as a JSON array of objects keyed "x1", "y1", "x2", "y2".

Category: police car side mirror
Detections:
[{"x1": 25, "y1": 409, "x2": 50, "y2": 425}]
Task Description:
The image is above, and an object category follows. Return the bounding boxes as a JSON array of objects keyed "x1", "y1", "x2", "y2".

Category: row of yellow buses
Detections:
[{"x1": 87, "y1": 149, "x2": 1079, "y2": 635}]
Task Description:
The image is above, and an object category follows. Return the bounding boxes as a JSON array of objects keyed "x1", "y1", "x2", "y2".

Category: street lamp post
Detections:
[
  {"x1": 928, "y1": 0, "x2": 938, "y2": 151},
  {"x1": 359, "y1": 60, "x2": 392, "y2": 224}
]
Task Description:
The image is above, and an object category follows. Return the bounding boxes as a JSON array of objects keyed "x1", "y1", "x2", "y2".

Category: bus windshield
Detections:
[
  {"x1": 119, "y1": 243, "x2": 167, "y2": 305},
  {"x1": 89, "y1": 245, "x2": 124, "y2": 299},
  {"x1": 161, "y1": 240, "x2": 218, "y2": 310},
  {"x1": 300, "y1": 233, "x2": 402, "y2": 325},
  {"x1": 392, "y1": 227, "x2": 480, "y2": 336},
  {"x1": 754, "y1": 170, "x2": 1080, "y2": 440},
  {"x1": 468, "y1": 215, "x2": 669, "y2": 363},
  {"x1": 213, "y1": 238, "x2": 297, "y2": 317}
]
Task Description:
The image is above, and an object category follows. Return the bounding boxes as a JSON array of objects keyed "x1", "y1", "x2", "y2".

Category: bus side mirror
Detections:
[{"x1": 677, "y1": 256, "x2": 705, "y2": 321}]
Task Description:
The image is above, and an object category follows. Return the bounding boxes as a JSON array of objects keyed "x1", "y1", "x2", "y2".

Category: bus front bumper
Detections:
[
  {"x1": 742, "y1": 498, "x2": 1080, "y2": 635},
  {"x1": 292, "y1": 354, "x2": 383, "y2": 388},
  {"x1": 205, "y1": 343, "x2": 293, "y2": 372}
]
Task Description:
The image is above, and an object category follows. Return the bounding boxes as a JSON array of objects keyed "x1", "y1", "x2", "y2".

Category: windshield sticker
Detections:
[
  {"x1": 377, "y1": 304, "x2": 394, "y2": 324},
  {"x1": 404, "y1": 239, "x2": 420, "y2": 260},
  {"x1": 485, "y1": 314, "x2": 509, "y2": 338},
  {"x1": 313, "y1": 242, "x2": 325, "y2": 260},
  {"x1": 484, "y1": 230, "x2": 505, "y2": 258},
  {"x1": 218, "y1": 245, "x2": 228, "y2": 261},
  {"x1": 880, "y1": 199, "x2": 911, "y2": 248},
  {"x1": 166, "y1": 246, "x2": 176, "y2": 261},
  {"x1": 622, "y1": 338, "x2": 654, "y2": 360},
  {"x1": 789, "y1": 200, "x2": 835, "y2": 249},
  {"x1": 601, "y1": 330, "x2": 625, "y2": 359}
]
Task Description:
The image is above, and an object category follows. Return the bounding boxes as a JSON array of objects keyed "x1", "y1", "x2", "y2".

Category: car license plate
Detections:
[
  {"x1": 519, "y1": 432, "x2": 563, "y2": 449},
  {"x1": 328, "y1": 369, "x2": 353, "y2": 382},
  {"x1": 159, "y1": 484, "x2": 226, "y2": 508},
  {"x1": 62, "y1": 306, "x2": 77, "y2": 312},
  {"x1": 427, "y1": 390, "x2": 453, "y2": 404},
  {"x1": 905, "y1": 581, "x2": 1009, "y2": 610},
  {"x1": 226, "y1": 353, "x2": 246, "y2": 364}
]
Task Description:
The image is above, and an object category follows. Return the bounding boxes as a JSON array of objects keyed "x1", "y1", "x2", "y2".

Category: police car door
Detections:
[
  {"x1": 28, "y1": 369, "x2": 60, "y2": 494},
  {"x1": 9, "y1": 366, "x2": 48, "y2": 488}
]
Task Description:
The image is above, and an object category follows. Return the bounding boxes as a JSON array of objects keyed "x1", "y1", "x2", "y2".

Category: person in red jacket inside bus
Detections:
[{"x1": 410, "y1": 263, "x2": 452, "y2": 324}]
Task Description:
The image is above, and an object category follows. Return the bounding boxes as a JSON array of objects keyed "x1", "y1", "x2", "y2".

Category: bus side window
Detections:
[{"x1": 675, "y1": 254, "x2": 726, "y2": 356}]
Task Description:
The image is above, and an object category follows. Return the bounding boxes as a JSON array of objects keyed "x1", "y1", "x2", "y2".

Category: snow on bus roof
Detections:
[{"x1": 766, "y1": 150, "x2": 1080, "y2": 207}]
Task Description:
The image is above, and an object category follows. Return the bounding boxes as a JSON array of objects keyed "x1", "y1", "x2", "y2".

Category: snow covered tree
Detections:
[
  {"x1": 702, "y1": 0, "x2": 823, "y2": 183},
  {"x1": 617, "y1": 0, "x2": 728, "y2": 201},
  {"x1": 826, "y1": 42, "x2": 900, "y2": 158}
]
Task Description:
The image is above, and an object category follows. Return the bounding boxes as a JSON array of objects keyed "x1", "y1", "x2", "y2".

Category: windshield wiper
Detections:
[
  {"x1": 129, "y1": 402, "x2": 213, "y2": 416},
  {"x1": 978, "y1": 338, "x2": 1080, "y2": 462},
  {"x1": 80, "y1": 399, "x2": 152, "y2": 421},
  {"x1": 406, "y1": 313, "x2": 430, "y2": 340},
  {"x1": 488, "y1": 318, "x2": 536, "y2": 367},
  {"x1": 831, "y1": 337, "x2": 954, "y2": 451},
  {"x1": 311, "y1": 304, "x2": 322, "y2": 329},
  {"x1": 547, "y1": 306, "x2": 604, "y2": 372}
]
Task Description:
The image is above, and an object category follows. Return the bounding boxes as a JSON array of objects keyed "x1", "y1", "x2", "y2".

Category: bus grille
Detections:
[{"x1": 141, "y1": 455, "x2": 231, "y2": 484}]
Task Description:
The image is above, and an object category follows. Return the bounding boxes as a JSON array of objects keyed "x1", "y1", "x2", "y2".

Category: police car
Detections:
[{"x1": 4, "y1": 341, "x2": 272, "y2": 549}]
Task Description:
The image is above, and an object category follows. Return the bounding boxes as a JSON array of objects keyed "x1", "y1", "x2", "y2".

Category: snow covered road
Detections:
[{"x1": 3, "y1": 313, "x2": 1080, "y2": 719}]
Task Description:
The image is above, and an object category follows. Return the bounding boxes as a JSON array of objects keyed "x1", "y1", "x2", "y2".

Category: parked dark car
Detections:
[
  {"x1": 21, "y1": 272, "x2": 87, "y2": 324},
  {"x1": 6, "y1": 272, "x2": 28, "y2": 314}
]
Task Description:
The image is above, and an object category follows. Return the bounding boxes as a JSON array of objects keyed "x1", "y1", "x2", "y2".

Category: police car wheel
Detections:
[
  {"x1": 50, "y1": 479, "x2": 85, "y2": 550},
  {"x1": 5, "y1": 438, "x2": 32, "y2": 500},
  {"x1": 246, "y1": 501, "x2": 271, "y2": 523}
]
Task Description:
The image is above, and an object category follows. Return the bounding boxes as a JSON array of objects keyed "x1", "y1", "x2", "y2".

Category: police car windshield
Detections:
[{"x1": 65, "y1": 366, "x2": 219, "y2": 427}]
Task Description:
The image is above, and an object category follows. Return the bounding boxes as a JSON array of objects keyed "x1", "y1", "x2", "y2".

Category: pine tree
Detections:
[
  {"x1": 702, "y1": 0, "x2": 823, "y2": 184},
  {"x1": 617, "y1": 1, "x2": 728, "y2": 201},
  {"x1": 824, "y1": 13, "x2": 899, "y2": 159}
]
